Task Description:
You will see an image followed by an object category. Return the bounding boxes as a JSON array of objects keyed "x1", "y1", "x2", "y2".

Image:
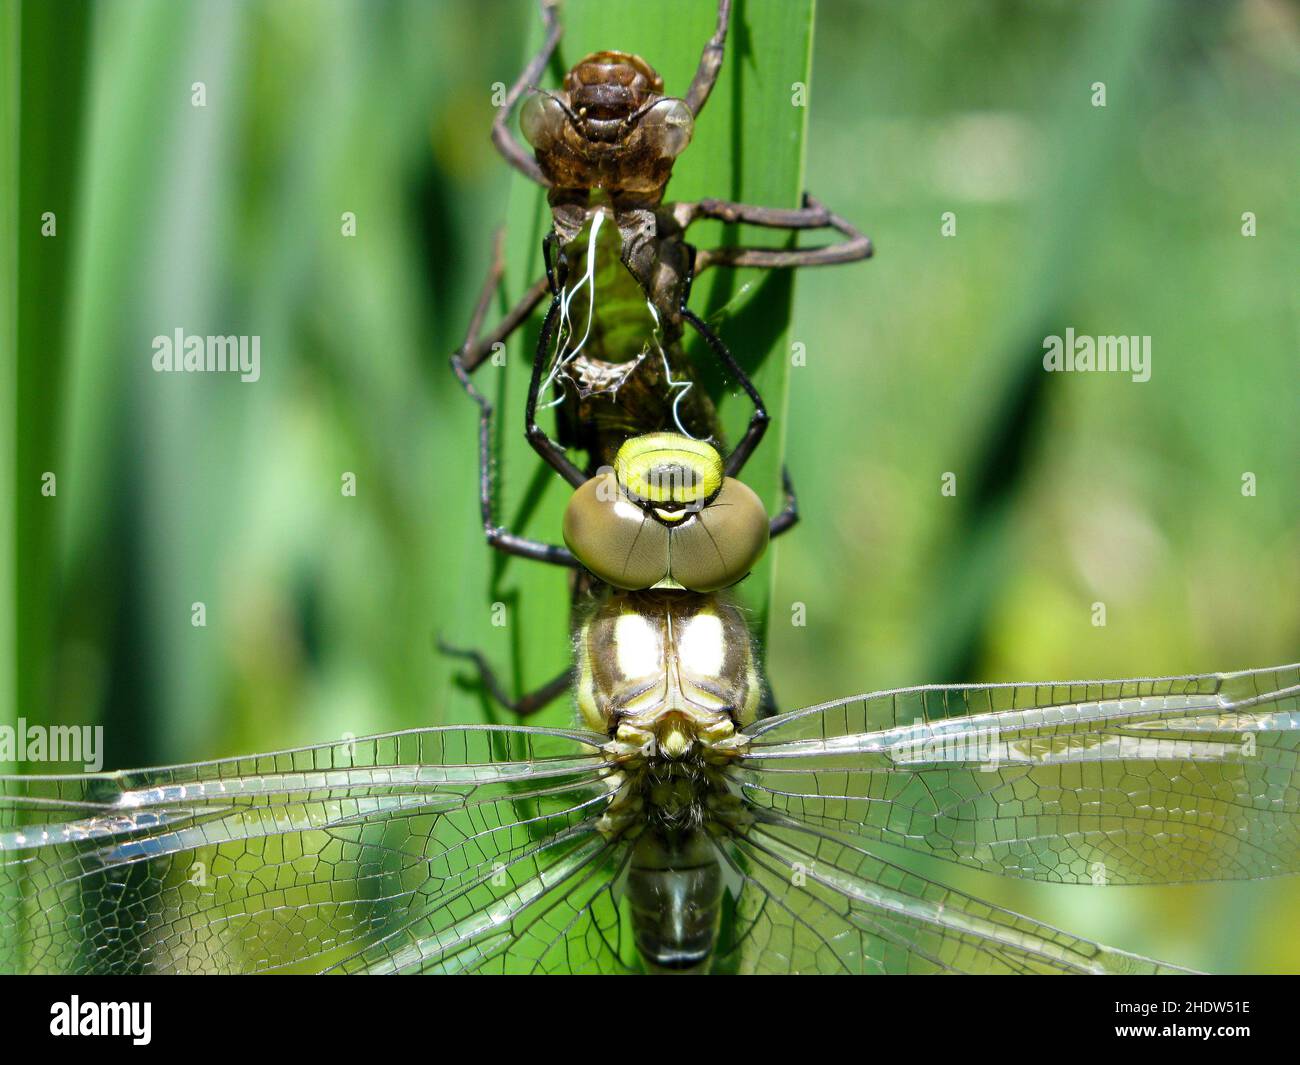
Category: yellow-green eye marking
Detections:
[{"x1": 614, "y1": 432, "x2": 723, "y2": 509}]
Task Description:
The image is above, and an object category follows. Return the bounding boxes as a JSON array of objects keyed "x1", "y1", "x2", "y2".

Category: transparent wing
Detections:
[
  {"x1": 738, "y1": 664, "x2": 1300, "y2": 884},
  {"x1": 334, "y1": 819, "x2": 634, "y2": 975},
  {"x1": 714, "y1": 812, "x2": 1190, "y2": 974},
  {"x1": 0, "y1": 725, "x2": 630, "y2": 974}
]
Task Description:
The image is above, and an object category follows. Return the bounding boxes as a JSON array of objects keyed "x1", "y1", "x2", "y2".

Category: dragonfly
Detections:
[
  {"x1": 4, "y1": 4, "x2": 1294, "y2": 978},
  {"x1": 4, "y1": 384, "x2": 1299, "y2": 972},
  {"x1": 437, "y1": 350, "x2": 1300, "y2": 977},
  {"x1": 11, "y1": 328, "x2": 1295, "y2": 974},
  {"x1": 3, "y1": 405, "x2": 1298, "y2": 971},
  {"x1": 453, "y1": 0, "x2": 871, "y2": 508}
]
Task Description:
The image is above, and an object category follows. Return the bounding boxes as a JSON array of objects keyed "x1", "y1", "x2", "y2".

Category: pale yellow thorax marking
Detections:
[
  {"x1": 575, "y1": 640, "x2": 602, "y2": 734},
  {"x1": 614, "y1": 612, "x2": 660, "y2": 680},
  {"x1": 677, "y1": 612, "x2": 725, "y2": 678}
]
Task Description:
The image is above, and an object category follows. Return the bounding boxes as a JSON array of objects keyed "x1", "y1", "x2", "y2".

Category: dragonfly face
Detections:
[
  {"x1": 563, "y1": 433, "x2": 769, "y2": 591},
  {"x1": 521, "y1": 51, "x2": 693, "y2": 198}
]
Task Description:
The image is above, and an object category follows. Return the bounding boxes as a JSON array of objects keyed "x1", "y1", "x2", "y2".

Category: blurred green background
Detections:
[{"x1": 4, "y1": 0, "x2": 1297, "y2": 973}]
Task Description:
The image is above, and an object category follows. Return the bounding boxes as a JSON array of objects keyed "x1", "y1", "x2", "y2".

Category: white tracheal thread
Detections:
[
  {"x1": 537, "y1": 210, "x2": 698, "y2": 440},
  {"x1": 646, "y1": 301, "x2": 699, "y2": 440},
  {"x1": 540, "y1": 211, "x2": 604, "y2": 410}
]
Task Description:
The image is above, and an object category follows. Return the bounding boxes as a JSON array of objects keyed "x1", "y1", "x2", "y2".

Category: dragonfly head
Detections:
[{"x1": 563, "y1": 433, "x2": 769, "y2": 592}]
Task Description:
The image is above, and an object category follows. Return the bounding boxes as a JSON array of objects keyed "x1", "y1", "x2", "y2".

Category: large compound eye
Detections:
[
  {"x1": 667, "y1": 477, "x2": 770, "y2": 593},
  {"x1": 520, "y1": 92, "x2": 568, "y2": 149},
  {"x1": 614, "y1": 432, "x2": 722, "y2": 510},
  {"x1": 637, "y1": 97, "x2": 693, "y2": 158},
  {"x1": 563, "y1": 473, "x2": 669, "y2": 590}
]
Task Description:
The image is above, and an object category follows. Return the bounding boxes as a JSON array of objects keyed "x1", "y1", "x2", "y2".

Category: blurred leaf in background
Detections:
[
  {"x1": 773, "y1": 0, "x2": 1298, "y2": 973},
  {"x1": 5, "y1": 0, "x2": 1298, "y2": 973}
]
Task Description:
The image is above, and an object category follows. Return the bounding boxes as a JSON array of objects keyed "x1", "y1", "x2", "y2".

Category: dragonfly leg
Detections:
[
  {"x1": 491, "y1": 0, "x2": 561, "y2": 186},
  {"x1": 679, "y1": 252, "x2": 769, "y2": 479},
  {"x1": 525, "y1": 296, "x2": 589, "y2": 489},
  {"x1": 680, "y1": 193, "x2": 873, "y2": 272},
  {"x1": 768, "y1": 464, "x2": 800, "y2": 539},
  {"x1": 439, "y1": 638, "x2": 573, "y2": 717},
  {"x1": 455, "y1": 229, "x2": 549, "y2": 374},
  {"x1": 459, "y1": 277, "x2": 549, "y2": 373},
  {"x1": 685, "y1": 0, "x2": 732, "y2": 118},
  {"x1": 450, "y1": 232, "x2": 576, "y2": 566},
  {"x1": 449, "y1": 346, "x2": 577, "y2": 569}
]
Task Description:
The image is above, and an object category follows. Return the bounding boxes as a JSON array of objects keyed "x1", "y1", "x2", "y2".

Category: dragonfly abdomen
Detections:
[{"x1": 627, "y1": 827, "x2": 724, "y2": 974}]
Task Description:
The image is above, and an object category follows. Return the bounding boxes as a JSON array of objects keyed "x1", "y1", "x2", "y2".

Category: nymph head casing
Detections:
[{"x1": 520, "y1": 51, "x2": 694, "y2": 198}]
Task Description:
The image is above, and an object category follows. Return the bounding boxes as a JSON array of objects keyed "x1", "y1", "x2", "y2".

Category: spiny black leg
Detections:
[
  {"x1": 525, "y1": 295, "x2": 588, "y2": 489},
  {"x1": 491, "y1": 0, "x2": 561, "y2": 186},
  {"x1": 679, "y1": 251, "x2": 768, "y2": 478},
  {"x1": 769, "y1": 465, "x2": 799, "y2": 539},
  {"x1": 449, "y1": 353, "x2": 577, "y2": 567},
  {"x1": 541, "y1": 230, "x2": 561, "y2": 294},
  {"x1": 681, "y1": 308, "x2": 768, "y2": 478},
  {"x1": 451, "y1": 232, "x2": 576, "y2": 566},
  {"x1": 455, "y1": 229, "x2": 548, "y2": 373},
  {"x1": 440, "y1": 638, "x2": 572, "y2": 717},
  {"x1": 458, "y1": 278, "x2": 550, "y2": 373},
  {"x1": 685, "y1": 0, "x2": 731, "y2": 118},
  {"x1": 681, "y1": 193, "x2": 873, "y2": 272}
]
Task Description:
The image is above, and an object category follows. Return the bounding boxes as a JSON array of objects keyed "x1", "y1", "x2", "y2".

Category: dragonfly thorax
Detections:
[
  {"x1": 576, "y1": 590, "x2": 762, "y2": 753},
  {"x1": 596, "y1": 730, "x2": 749, "y2": 842}
]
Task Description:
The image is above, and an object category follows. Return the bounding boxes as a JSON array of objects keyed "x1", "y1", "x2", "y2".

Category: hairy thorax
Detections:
[{"x1": 576, "y1": 590, "x2": 760, "y2": 764}]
